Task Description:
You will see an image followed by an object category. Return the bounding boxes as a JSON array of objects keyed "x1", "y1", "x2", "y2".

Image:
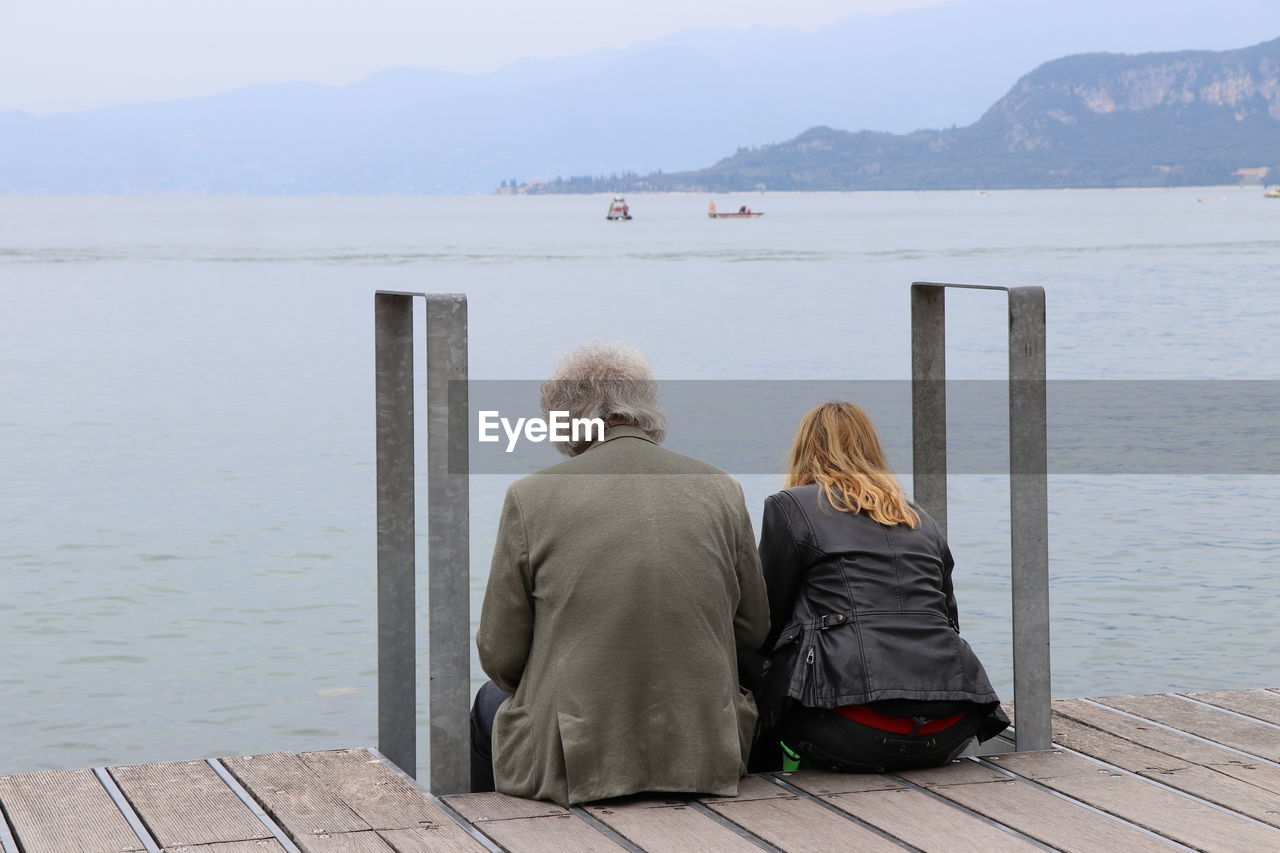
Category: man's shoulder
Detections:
[
  {"x1": 513, "y1": 439, "x2": 738, "y2": 488},
  {"x1": 645, "y1": 442, "x2": 735, "y2": 478}
]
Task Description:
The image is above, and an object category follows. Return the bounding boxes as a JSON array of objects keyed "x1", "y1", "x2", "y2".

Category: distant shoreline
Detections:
[{"x1": 1, "y1": 184, "x2": 1269, "y2": 201}]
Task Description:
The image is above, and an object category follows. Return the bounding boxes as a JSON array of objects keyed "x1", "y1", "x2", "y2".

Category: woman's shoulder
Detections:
[
  {"x1": 763, "y1": 486, "x2": 822, "y2": 549},
  {"x1": 766, "y1": 484, "x2": 823, "y2": 515},
  {"x1": 905, "y1": 501, "x2": 946, "y2": 538},
  {"x1": 772, "y1": 483, "x2": 820, "y2": 501}
]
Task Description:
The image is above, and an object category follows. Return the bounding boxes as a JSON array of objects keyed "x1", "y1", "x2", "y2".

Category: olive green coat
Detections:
[{"x1": 477, "y1": 426, "x2": 769, "y2": 806}]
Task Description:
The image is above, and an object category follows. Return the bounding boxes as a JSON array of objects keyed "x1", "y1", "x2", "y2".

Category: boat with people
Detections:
[
  {"x1": 606, "y1": 197, "x2": 632, "y2": 220},
  {"x1": 707, "y1": 201, "x2": 764, "y2": 219},
  {"x1": 1264, "y1": 186, "x2": 1280, "y2": 198}
]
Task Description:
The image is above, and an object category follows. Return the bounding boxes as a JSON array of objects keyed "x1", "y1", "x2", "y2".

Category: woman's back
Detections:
[
  {"x1": 750, "y1": 400, "x2": 1008, "y2": 773},
  {"x1": 770, "y1": 484, "x2": 957, "y2": 625},
  {"x1": 758, "y1": 485, "x2": 997, "y2": 717}
]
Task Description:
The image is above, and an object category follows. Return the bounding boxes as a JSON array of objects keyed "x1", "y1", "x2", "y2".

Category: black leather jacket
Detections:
[{"x1": 754, "y1": 485, "x2": 1009, "y2": 742}]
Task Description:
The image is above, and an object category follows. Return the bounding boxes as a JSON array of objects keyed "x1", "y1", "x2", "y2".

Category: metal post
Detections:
[
  {"x1": 910, "y1": 282, "x2": 1051, "y2": 752},
  {"x1": 1008, "y1": 286, "x2": 1050, "y2": 752},
  {"x1": 911, "y1": 284, "x2": 948, "y2": 537},
  {"x1": 375, "y1": 292, "x2": 417, "y2": 776},
  {"x1": 374, "y1": 290, "x2": 471, "y2": 787},
  {"x1": 426, "y1": 294, "x2": 471, "y2": 795}
]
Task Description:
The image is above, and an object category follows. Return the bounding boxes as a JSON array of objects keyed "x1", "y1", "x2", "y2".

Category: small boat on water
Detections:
[
  {"x1": 606, "y1": 197, "x2": 632, "y2": 220},
  {"x1": 1264, "y1": 186, "x2": 1280, "y2": 198},
  {"x1": 707, "y1": 202, "x2": 763, "y2": 219}
]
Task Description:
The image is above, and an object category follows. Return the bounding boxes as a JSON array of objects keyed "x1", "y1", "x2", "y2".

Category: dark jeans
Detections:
[
  {"x1": 470, "y1": 680, "x2": 512, "y2": 793},
  {"x1": 772, "y1": 705, "x2": 982, "y2": 773}
]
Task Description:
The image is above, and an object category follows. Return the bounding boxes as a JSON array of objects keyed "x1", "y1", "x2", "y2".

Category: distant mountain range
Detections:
[
  {"x1": 2, "y1": 0, "x2": 1280, "y2": 194},
  {"x1": 533, "y1": 38, "x2": 1280, "y2": 192}
]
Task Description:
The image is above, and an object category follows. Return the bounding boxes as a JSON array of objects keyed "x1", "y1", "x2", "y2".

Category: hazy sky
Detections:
[{"x1": 0, "y1": 0, "x2": 945, "y2": 114}]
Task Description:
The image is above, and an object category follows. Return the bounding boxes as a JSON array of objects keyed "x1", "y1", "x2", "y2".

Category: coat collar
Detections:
[{"x1": 589, "y1": 424, "x2": 656, "y2": 450}]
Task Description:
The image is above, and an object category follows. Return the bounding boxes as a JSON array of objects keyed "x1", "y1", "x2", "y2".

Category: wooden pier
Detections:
[{"x1": 4, "y1": 689, "x2": 1279, "y2": 853}]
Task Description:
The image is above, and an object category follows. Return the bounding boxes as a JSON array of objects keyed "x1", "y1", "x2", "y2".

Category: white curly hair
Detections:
[{"x1": 539, "y1": 341, "x2": 668, "y2": 456}]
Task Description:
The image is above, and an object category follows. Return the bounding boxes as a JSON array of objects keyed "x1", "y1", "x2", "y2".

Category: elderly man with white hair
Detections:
[{"x1": 471, "y1": 342, "x2": 769, "y2": 806}]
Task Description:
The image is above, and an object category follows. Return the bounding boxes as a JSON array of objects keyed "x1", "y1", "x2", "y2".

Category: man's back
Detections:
[{"x1": 477, "y1": 426, "x2": 769, "y2": 805}]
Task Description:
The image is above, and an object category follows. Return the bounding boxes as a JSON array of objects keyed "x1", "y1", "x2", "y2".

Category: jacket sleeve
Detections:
[
  {"x1": 732, "y1": 485, "x2": 770, "y2": 653},
  {"x1": 939, "y1": 539, "x2": 960, "y2": 632},
  {"x1": 476, "y1": 484, "x2": 534, "y2": 693},
  {"x1": 758, "y1": 492, "x2": 810, "y2": 651}
]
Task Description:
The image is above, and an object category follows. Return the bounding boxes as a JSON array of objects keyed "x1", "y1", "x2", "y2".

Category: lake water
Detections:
[{"x1": 2, "y1": 189, "x2": 1277, "y2": 778}]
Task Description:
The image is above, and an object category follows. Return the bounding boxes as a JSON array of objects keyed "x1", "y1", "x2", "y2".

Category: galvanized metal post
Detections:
[
  {"x1": 911, "y1": 284, "x2": 948, "y2": 537},
  {"x1": 374, "y1": 290, "x2": 471, "y2": 787},
  {"x1": 1008, "y1": 286, "x2": 1050, "y2": 752},
  {"x1": 426, "y1": 294, "x2": 471, "y2": 795},
  {"x1": 910, "y1": 282, "x2": 1051, "y2": 752},
  {"x1": 375, "y1": 292, "x2": 417, "y2": 776}
]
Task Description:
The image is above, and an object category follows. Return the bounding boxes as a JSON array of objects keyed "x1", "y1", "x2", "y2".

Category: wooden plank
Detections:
[
  {"x1": 297, "y1": 749, "x2": 478, "y2": 850},
  {"x1": 699, "y1": 775, "x2": 793, "y2": 804},
  {"x1": 0, "y1": 767, "x2": 146, "y2": 853},
  {"x1": 1055, "y1": 699, "x2": 1280, "y2": 796},
  {"x1": 1049, "y1": 713, "x2": 1189, "y2": 773},
  {"x1": 1055, "y1": 698, "x2": 1249, "y2": 765},
  {"x1": 1096, "y1": 693, "x2": 1280, "y2": 761},
  {"x1": 470, "y1": 813, "x2": 627, "y2": 853},
  {"x1": 984, "y1": 749, "x2": 1111, "y2": 780},
  {"x1": 285, "y1": 832, "x2": 394, "y2": 852},
  {"x1": 585, "y1": 799, "x2": 761, "y2": 853},
  {"x1": 168, "y1": 843, "x2": 284, "y2": 852},
  {"x1": 707, "y1": 795, "x2": 904, "y2": 853},
  {"x1": 439, "y1": 792, "x2": 623, "y2": 853},
  {"x1": 1051, "y1": 713, "x2": 1280, "y2": 828},
  {"x1": 1043, "y1": 769, "x2": 1280, "y2": 851},
  {"x1": 893, "y1": 758, "x2": 1012, "y2": 788},
  {"x1": 222, "y1": 753, "x2": 370, "y2": 837},
  {"x1": 441, "y1": 792, "x2": 567, "y2": 823},
  {"x1": 990, "y1": 753, "x2": 1280, "y2": 851},
  {"x1": 934, "y1": 777, "x2": 1182, "y2": 853},
  {"x1": 1214, "y1": 761, "x2": 1280, "y2": 797},
  {"x1": 824, "y1": 787, "x2": 1041, "y2": 852},
  {"x1": 1130, "y1": 765, "x2": 1280, "y2": 829},
  {"x1": 1182, "y1": 689, "x2": 1280, "y2": 726},
  {"x1": 111, "y1": 760, "x2": 273, "y2": 848},
  {"x1": 377, "y1": 827, "x2": 496, "y2": 853},
  {"x1": 772, "y1": 770, "x2": 904, "y2": 796}
]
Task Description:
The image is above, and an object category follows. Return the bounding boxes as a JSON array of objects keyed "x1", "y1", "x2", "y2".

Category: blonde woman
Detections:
[{"x1": 749, "y1": 401, "x2": 1009, "y2": 772}]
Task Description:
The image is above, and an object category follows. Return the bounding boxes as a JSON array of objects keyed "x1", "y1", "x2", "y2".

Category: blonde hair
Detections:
[{"x1": 785, "y1": 401, "x2": 919, "y2": 528}]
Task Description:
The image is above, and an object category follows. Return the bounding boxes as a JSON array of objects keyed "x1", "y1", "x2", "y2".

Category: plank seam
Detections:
[
  {"x1": 1078, "y1": 698, "x2": 1280, "y2": 769},
  {"x1": 884, "y1": 765, "x2": 1059, "y2": 852},
  {"x1": 758, "y1": 774, "x2": 921, "y2": 852},
  {"x1": 1171, "y1": 692, "x2": 1280, "y2": 730},
  {"x1": 426, "y1": 795, "x2": 504, "y2": 853},
  {"x1": 1054, "y1": 705, "x2": 1280, "y2": 802},
  {"x1": 1050, "y1": 715, "x2": 1280, "y2": 830},
  {"x1": 1036, "y1": 741, "x2": 1280, "y2": 836},
  {"x1": 363, "y1": 747, "x2": 503, "y2": 852},
  {"x1": 206, "y1": 760, "x2": 304, "y2": 853},
  {"x1": 974, "y1": 756, "x2": 1203, "y2": 851},
  {"x1": 0, "y1": 802, "x2": 21, "y2": 853},
  {"x1": 568, "y1": 806, "x2": 647, "y2": 853},
  {"x1": 968, "y1": 755, "x2": 1205, "y2": 852},
  {"x1": 686, "y1": 800, "x2": 784, "y2": 853},
  {"x1": 465, "y1": 810, "x2": 622, "y2": 852},
  {"x1": 93, "y1": 768, "x2": 163, "y2": 853}
]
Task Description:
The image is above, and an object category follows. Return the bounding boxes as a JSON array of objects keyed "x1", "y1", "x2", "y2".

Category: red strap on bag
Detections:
[{"x1": 835, "y1": 704, "x2": 964, "y2": 735}]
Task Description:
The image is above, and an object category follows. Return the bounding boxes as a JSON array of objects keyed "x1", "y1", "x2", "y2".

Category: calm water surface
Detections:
[{"x1": 1, "y1": 190, "x2": 1277, "y2": 777}]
